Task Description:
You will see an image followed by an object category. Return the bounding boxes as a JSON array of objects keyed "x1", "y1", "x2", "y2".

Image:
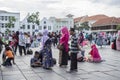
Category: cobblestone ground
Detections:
[{"x1": 0, "y1": 45, "x2": 120, "y2": 80}]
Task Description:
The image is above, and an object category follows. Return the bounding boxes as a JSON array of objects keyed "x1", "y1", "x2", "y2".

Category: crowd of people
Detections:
[{"x1": 0, "y1": 27, "x2": 120, "y2": 73}]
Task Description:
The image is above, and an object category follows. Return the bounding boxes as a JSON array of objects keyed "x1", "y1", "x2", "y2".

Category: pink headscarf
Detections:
[
  {"x1": 90, "y1": 44, "x2": 101, "y2": 60},
  {"x1": 60, "y1": 27, "x2": 69, "y2": 52}
]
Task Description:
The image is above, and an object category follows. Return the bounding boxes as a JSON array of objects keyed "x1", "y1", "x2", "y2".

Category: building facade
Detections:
[
  {"x1": 92, "y1": 17, "x2": 120, "y2": 33},
  {"x1": 74, "y1": 14, "x2": 119, "y2": 33},
  {"x1": 0, "y1": 10, "x2": 20, "y2": 33},
  {"x1": 20, "y1": 14, "x2": 74, "y2": 34},
  {"x1": 20, "y1": 14, "x2": 38, "y2": 35}
]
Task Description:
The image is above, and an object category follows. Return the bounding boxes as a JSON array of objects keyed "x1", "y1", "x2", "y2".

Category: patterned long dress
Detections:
[{"x1": 41, "y1": 39, "x2": 53, "y2": 69}]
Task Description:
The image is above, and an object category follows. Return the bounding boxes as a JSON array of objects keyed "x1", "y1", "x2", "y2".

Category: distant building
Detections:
[
  {"x1": 21, "y1": 14, "x2": 74, "y2": 34},
  {"x1": 74, "y1": 14, "x2": 120, "y2": 33},
  {"x1": 49, "y1": 15, "x2": 74, "y2": 32},
  {"x1": 0, "y1": 10, "x2": 20, "y2": 33},
  {"x1": 92, "y1": 17, "x2": 120, "y2": 33},
  {"x1": 20, "y1": 14, "x2": 38, "y2": 35},
  {"x1": 39, "y1": 17, "x2": 53, "y2": 32}
]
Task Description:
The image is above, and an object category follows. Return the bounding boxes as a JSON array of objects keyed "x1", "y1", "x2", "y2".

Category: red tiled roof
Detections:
[
  {"x1": 92, "y1": 17, "x2": 120, "y2": 27},
  {"x1": 74, "y1": 17, "x2": 83, "y2": 23},
  {"x1": 74, "y1": 14, "x2": 109, "y2": 23},
  {"x1": 87, "y1": 14, "x2": 108, "y2": 21}
]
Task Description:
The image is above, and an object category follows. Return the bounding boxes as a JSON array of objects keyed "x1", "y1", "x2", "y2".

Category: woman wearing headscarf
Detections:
[
  {"x1": 57, "y1": 27, "x2": 69, "y2": 68},
  {"x1": 87, "y1": 44, "x2": 101, "y2": 62},
  {"x1": 116, "y1": 31, "x2": 120, "y2": 51},
  {"x1": 40, "y1": 29, "x2": 53, "y2": 69}
]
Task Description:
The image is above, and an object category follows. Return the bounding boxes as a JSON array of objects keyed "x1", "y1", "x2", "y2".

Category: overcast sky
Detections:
[{"x1": 0, "y1": 0, "x2": 120, "y2": 20}]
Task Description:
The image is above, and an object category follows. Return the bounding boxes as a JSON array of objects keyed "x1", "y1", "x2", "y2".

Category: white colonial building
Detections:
[
  {"x1": 20, "y1": 14, "x2": 74, "y2": 35},
  {"x1": 48, "y1": 14, "x2": 74, "y2": 32},
  {"x1": 0, "y1": 10, "x2": 20, "y2": 33},
  {"x1": 39, "y1": 17, "x2": 53, "y2": 32},
  {"x1": 20, "y1": 14, "x2": 38, "y2": 35}
]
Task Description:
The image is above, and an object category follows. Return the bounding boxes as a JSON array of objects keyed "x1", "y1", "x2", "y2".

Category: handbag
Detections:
[{"x1": 57, "y1": 44, "x2": 63, "y2": 50}]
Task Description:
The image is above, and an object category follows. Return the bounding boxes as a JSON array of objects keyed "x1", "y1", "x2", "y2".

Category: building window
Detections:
[
  {"x1": 2, "y1": 23, "x2": 4, "y2": 28},
  {"x1": 48, "y1": 26, "x2": 51, "y2": 30},
  {"x1": 44, "y1": 21, "x2": 46, "y2": 24},
  {"x1": 12, "y1": 24, "x2": 14, "y2": 28},
  {"x1": 20, "y1": 26, "x2": 22, "y2": 29},
  {"x1": 44, "y1": 26, "x2": 47, "y2": 29},
  {"x1": 39, "y1": 26, "x2": 42, "y2": 30},
  {"x1": 27, "y1": 25, "x2": 30, "y2": 29},
  {"x1": 32, "y1": 25, "x2": 35, "y2": 29},
  {"x1": 5, "y1": 24, "x2": 7, "y2": 28},
  {"x1": 23, "y1": 25, "x2": 25, "y2": 29},
  {"x1": 9, "y1": 16, "x2": 11, "y2": 20},
  {"x1": 1, "y1": 16, "x2": 4, "y2": 21},
  {"x1": 0, "y1": 16, "x2": 1, "y2": 20},
  {"x1": 5, "y1": 16, "x2": 7, "y2": 21}
]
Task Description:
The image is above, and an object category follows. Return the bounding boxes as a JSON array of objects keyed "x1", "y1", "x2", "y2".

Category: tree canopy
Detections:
[
  {"x1": 27, "y1": 12, "x2": 40, "y2": 25},
  {"x1": 116, "y1": 25, "x2": 120, "y2": 30},
  {"x1": 80, "y1": 22, "x2": 90, "y2": 30},
  {"x1": 6, "y1": 16, "x2": 16, "y2": 28}
]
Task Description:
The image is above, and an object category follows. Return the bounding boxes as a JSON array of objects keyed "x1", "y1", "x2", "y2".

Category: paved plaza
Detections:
[{"x1": 0, "y1": 46, "x2": 120, "y2": 80}]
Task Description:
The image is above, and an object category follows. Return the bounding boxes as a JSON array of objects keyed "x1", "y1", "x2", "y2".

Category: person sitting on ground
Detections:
[
  {"x1": 2, "y1": 46, "x2": 14, "y2": 66},
  {"x1": 87, "y1": 44, "x2": 102, "y2": 62},
  {"x1": 30, "y1": 51, "x2": 41, "y2": 67}
]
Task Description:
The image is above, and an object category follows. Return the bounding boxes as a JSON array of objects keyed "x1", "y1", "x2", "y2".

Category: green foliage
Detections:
[
  {"x1": 116, "y1": 25, "x2": 120, "y2": 30},
  {"x1": 27, "y1": 12, "x2": 40, "y2": 25},
  {"x1": 6, "y1": 16, "x2": 16, "y2": 28},
  {"x1": 80, "y1": 22, "x2": 90, "y2": 30}
]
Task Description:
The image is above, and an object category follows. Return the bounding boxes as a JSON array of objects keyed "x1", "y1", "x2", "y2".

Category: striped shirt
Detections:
[{"x1": 70, "y1": 34, "x2": 79, "y2": 53}]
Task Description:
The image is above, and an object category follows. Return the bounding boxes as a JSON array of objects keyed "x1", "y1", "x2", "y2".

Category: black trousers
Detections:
[
  {"x1": 3, "y1": 58, "x2": 13, "y2": 66},
  {"x1": 70, "y1": 53, "x2": 77, "y2": 70},
  {"x1": 19, "y1": 45, "x2": 26, "y2": 56},
  {"x1": 0, "y1": 45, "x2": 3, "y2": 54},
  {"x1": 14, "y1": 43, "x2": 18, "y2": 54}
]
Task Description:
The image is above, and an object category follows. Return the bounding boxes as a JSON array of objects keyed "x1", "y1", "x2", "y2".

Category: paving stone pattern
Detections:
[{"x1": 0, "y1": 46, "x2": 120, "y2": 80}]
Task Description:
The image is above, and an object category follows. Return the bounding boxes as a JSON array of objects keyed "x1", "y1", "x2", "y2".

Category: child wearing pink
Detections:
[{"x1": 88, "y1": 44, "x2": 101, "y2": 62}]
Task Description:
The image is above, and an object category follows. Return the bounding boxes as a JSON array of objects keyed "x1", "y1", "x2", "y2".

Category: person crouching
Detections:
[{"x1": 2, "y1": 46, "x2": 14, "y2": 66}]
